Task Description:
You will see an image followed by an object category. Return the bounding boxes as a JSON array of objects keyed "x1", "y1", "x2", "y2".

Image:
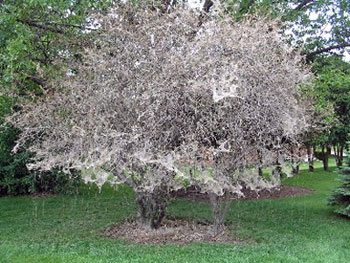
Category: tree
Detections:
[
  {"x1": 10, "y1": 3, "x2": 312, "y2": 233},
  {"x1": 0, "y1": 1, "x2": 114, "y2": 194},
  {"x1": 328, "y1": 142, "x2": 350, "y2": 217},
  {"x1": 311, "y1": 56, "x2": 350, "y2": 169}
]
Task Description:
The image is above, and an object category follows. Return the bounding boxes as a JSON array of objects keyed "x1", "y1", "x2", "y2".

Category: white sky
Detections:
[{"x1": 188, "y1": 0, "x2": 203, "y2": 9}]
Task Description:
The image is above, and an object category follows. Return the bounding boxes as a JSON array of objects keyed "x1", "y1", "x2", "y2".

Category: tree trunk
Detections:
[
  {"x1": 291, "y1": 146, "x2": 300, "y2": 175},
  {"x1": 322, "y1": 146, "x2": 331, "y2": 171},
  {"x1": 257, "y1": 149, "x2": 263, "y2": 177},
  {"x1": 136, "y1": 189, "x2": 169, "y2": 229},
  {"x1": 209, "y1": 192, "x2": 231, "y2": 237},
  {"x1": 273, "y1": 153, "x2": 283, "y2": 177},
  {"x1": 296, "y1": 147, "x2": 301, "y2": 174},
  {"x1": 307, "y1": 145, "x2": 314, "y2": 172},
  {"x1": 340, "y1": 146, "x2": 344, "y2": 165},
  {"x1": 334, "y1": 145, "x2": 344, "y2": 167}
]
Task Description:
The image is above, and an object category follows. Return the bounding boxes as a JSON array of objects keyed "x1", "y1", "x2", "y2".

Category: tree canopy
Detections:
[
  {"x1": 221, "y1": 0, "x2": 350, "y2": 61},
  {"x1": 0, "y1": 0, "x2": 113, "y2": 95}
]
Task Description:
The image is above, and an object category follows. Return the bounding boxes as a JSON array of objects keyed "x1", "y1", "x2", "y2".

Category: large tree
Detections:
[{"x1": 11, "y1": 3, "x2": 312, "y2": 233}]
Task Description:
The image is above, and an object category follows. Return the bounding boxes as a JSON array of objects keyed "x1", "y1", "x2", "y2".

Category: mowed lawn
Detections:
[{"x1": 0, "y1": 160, "x2": 349, "y2": 263}]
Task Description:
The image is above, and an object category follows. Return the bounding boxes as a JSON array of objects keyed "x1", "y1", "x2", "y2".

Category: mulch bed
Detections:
[
  {"x1": 172, "y1": 185, "x2": 314, "y2": 202},
  {"x1": 0, "y1": 192, "x2": 58, "y2": 198},
  {"x1": 105, "y1": 219, "x2": 240, "y2": 245}
]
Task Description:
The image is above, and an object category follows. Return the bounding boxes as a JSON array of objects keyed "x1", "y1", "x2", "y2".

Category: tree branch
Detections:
[
  {"x1": 293, "y1": 0, "x2": 314, "y2": 11},
  {"x1": 305, "y1": 43, "x2": 350, "y2": 61},
  {"x1": 203, "y1": 0, "x2": 213, "y2": 13},
  {"x1": 17, "y1": 19, "x2": 66, "y2": 34},
  {"x1": 25, "y1": 75, "x2": 46, "y2": 87},
  {"x1": 38, "y1": 21, "x2": 86, "y2": 30}
]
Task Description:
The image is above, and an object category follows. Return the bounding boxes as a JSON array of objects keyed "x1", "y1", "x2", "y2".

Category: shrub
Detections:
[{"x1": 0, "y1": 124, "x2": 81, "y2": 196}]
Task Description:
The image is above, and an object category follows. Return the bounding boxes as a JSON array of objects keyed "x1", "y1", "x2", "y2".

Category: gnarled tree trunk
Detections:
[{"x1": 136, "y1": 188, "x2": 169, "y2": 229}]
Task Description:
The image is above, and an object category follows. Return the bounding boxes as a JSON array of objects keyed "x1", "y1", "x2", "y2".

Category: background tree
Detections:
[
  {"x1": 0, "y1": 0, "x2": 111, "y2": 195},
  {"x1": 220, "y1": 0, "x2": 350, "y2": 61},
  {"x1": 0, "y1": 0, "x2": 113, "y2": 96},
  {"x1": 311, "y1": 56, "x2": 350, "y2": 170},
  {"x1": 216, "y1": 0, "x2": 350, "y2": 171},
  {"x1": 11, "y1": 3, "x2": 312, "y2": 234}
]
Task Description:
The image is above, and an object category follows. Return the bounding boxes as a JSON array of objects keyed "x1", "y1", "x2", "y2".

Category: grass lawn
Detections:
[{"x1": 0, "y1": 160, "x2": 349, "y2": 263}]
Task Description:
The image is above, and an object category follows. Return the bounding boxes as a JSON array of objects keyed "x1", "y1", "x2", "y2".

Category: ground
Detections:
[
  {"x1": 0, "y1": 159, "x2": 349, "y2": 263},
  {"x1": 105, "y1": 184, "x2": 313, "y2": 245},
  {"x1": 105, "y1": 219, "x2": 240, "y2": 245}
]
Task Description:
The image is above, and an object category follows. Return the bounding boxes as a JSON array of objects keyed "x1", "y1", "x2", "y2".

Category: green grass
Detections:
[{"x1": 0, "y1": 159, "x2": 349, "y2": 263}]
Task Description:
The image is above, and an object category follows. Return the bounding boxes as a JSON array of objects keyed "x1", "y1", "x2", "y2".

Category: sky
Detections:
[{"x1": 188, "y1": 0, "x2": 203, "y2": 9}]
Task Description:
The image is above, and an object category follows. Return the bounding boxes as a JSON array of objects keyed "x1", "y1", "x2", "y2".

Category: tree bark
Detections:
[
  {"x1": 273, "y1": 151, "x2": 283, "y2": 177},
  {"x1": 203, "y1": 0, "x2": 214, "y2": 13},
  {"x1": 209, "y1": 192, "x2": 231, "y2": 237},
  {"x1": 136, "y1": 189, "x2": 169, "y2": 229}
]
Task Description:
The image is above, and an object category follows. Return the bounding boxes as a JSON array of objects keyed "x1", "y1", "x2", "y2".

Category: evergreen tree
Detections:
[{"x1": 329, "y1": 142, "x2": 350, "y2": 217}]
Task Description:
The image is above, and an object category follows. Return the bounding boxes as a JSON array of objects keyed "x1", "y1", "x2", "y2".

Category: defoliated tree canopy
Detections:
[{"x1": 10, "y1": 3, "x2": 313, "y2": 228}]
